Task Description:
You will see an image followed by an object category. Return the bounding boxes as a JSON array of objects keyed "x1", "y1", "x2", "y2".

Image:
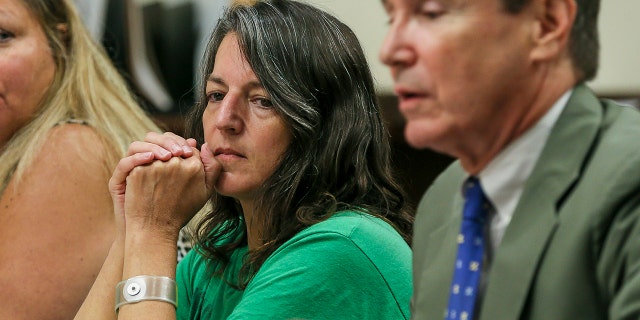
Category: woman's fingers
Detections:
[
  {"x1": 109, "y1": 152, "x2": 155, "y2": 195},
  {"x1": 126, "y1": 141, "x2": 173, "y2": 160},
  {"x1": 143, "y1": 132, "x2": 194, "y2": 157},
  {"x1": 108, "y1": 151, "x2": 155, "y2": 232},
  {"x1": 125, "y1": 132, "x2": 199, "y2": 160},
  {"x1": 186, "y1": 138, "x2": 198, "y2": 148},
  {"x1": 110, "y1": 136, "x2": 212, "y2": 233},
  {"x1": 124, "y1": 154, "x2": 210, "y2": 232},
  {"x1": 200, "y1": 143, "x2": 221, "y2": 192}
]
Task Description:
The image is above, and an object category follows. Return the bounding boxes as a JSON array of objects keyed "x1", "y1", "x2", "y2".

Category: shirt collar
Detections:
[{"x1": 477, "y1": 89, "x2": 572, "y2": 227}]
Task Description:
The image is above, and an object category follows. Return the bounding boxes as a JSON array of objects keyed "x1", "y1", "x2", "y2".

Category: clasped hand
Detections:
[{"x1": 108, "y1": 132, "x2": 221, "y2": 238}]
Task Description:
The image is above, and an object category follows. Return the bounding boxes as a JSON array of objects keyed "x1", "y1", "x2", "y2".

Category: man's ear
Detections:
[{"x1": 529, "y1": 0, "x2": 576, "y2": 62}]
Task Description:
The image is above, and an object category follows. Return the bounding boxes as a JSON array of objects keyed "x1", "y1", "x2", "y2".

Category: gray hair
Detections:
[{"x1": 186, "y1": 0, "x2": 413, "y2": 287}]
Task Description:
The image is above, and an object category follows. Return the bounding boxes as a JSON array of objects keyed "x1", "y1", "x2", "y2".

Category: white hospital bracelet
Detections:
[{"x1": 115, "y1": 275, "x2": 177, "y2": 314}]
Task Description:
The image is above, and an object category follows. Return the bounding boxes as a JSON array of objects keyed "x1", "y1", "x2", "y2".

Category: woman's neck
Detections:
[{"x1": 240, "y1": 200, "x2": 262, "y2": 251}]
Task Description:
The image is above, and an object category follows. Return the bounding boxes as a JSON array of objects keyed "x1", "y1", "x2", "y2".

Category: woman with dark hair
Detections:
[{"x1": 77, "y1": 1, "x2": 413, "y2": 319}]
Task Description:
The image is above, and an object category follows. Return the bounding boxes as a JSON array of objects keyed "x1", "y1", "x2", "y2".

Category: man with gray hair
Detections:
[{"x1": 379, "y1": 0, "x2": 640, "y2": 319}]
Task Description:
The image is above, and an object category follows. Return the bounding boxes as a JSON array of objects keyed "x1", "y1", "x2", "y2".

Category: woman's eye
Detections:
[
  {"x1": 0, "y1": 30, "x2": 15, "y2": 42},
  {"x1": 207, "y1": 92, "x2": 225, "y2": 102},
  {"x1": 252, "y1": 97, "x2": 274, "y2": 109}
]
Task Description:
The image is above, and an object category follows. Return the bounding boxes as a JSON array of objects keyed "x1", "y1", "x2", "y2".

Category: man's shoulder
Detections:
[
  {"x1": 418, "y1": 163, "x2": 464, "y2": 208},
  {"x1": 585, "y1": 98, "x2": 640, "y2": 175},
  {"x1": 574, "y1": 100, "x2": 640, "y2": 200},
  {"x1": 539, "y1": 87, "x2": 640, "y2": 193},
  {"x1": 413, "y1": 162, "x2": 464, "y2": 236},
  {"x1": 600, "y1": 99, "x2": 640, "y2": 146}
]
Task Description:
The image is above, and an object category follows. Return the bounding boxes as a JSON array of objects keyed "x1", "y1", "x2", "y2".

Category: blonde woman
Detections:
[{"x1": 0, "y1": 0, "x2": 165, "y2": 319}]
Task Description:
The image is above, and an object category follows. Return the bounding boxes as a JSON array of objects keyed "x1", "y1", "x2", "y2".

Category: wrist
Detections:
[
  {"x1": 123, "y1": 229, "x2": 178, "y2": 280},
  {"x1": 125, "y1": 221, "x2": 180, "y2": 245},
  {"x1": 126, "y1": 213, "x2": 182, "y2": 236}
]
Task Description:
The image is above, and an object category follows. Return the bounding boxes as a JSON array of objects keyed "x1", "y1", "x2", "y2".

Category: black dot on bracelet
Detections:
[{"x1": 127, "y1": 283, "x2": 141, "y2": 296}]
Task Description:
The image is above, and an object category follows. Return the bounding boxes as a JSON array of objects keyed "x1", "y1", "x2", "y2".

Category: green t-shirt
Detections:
[{"x1": 176, "y1": 211, "x2": 412, "y2": 319}]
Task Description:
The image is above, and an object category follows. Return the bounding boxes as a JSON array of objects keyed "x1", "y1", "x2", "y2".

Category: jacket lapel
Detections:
[
  {"x1": 413, "y1": 164, "x2": 466, "y2": 320},
  {"x1": 479, "y1": 85, "x2": 603, "y2": 320},
  {"x1": 424, "y1": 194, "x2": 463, "y2": 317}
]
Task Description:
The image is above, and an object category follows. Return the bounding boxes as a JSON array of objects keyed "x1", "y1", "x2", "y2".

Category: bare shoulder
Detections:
[
  {"x1": 38, "y1": 122, "x2": 121, "y2": 176},
  {"x1": 6, "y1": 122, "x2": 116, "y2": 203},
  {"x1": 46, "y1": 122, "x2": 112, "y2": 158},
  {"x1": 0, "y1": 122, "x2": 117, "y2": 319}
]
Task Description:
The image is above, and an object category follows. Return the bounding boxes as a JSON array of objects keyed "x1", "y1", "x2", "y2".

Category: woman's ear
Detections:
[
  {"x1": 56, "y1": 23, "x2": 69, "y2": 45},
  {"x1": 529, "y1": 0, "x2": 577, "y2": 62}
]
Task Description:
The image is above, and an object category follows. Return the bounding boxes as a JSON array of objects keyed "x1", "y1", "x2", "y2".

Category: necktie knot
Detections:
[{"x1": 462, "y1": 177, "x2": 488, "y2": 222}]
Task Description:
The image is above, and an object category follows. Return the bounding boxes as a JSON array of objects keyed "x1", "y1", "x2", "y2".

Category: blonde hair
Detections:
[{"x1": 0, "y1": 0, "x2": 161, "y2": 193}]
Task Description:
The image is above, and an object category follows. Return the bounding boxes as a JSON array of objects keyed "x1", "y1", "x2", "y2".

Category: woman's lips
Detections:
[{"x1": 213, "y1": 148, "x2": 246, "y2": 161}]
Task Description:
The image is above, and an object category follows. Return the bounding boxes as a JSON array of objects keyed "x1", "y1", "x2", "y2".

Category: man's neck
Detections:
[{"x1": 459, "y1": 60, "x2": 577, "y2": 175}]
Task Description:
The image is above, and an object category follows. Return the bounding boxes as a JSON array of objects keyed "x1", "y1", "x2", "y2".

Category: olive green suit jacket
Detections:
[{"x1": 411, "y1": 84, "x2": 640, "y2": 320}]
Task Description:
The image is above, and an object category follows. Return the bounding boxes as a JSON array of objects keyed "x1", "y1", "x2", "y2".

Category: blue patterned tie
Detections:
[{"x1": 445, "y1": 177, "x2": 488, "y2": 320}]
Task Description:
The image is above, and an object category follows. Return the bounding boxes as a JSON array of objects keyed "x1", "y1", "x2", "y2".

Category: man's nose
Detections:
[{"x1": 379, "y1": 21, "x2": 416, "y2": 68}]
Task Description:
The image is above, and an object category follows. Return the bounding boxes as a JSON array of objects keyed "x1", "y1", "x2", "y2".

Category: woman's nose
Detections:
[{"x1": 215, "y1": 95, "x2": 244, "y2": 134}]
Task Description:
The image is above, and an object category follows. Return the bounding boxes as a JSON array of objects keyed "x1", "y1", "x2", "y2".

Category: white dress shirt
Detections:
[{"x1": 477, "y1": 89, "x2": 572, "y2": 253}]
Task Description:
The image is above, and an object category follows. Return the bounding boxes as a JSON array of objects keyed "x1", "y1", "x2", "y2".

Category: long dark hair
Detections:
[{"x1": 186, "y1": 0, "x2": 413, "y2": 288}]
